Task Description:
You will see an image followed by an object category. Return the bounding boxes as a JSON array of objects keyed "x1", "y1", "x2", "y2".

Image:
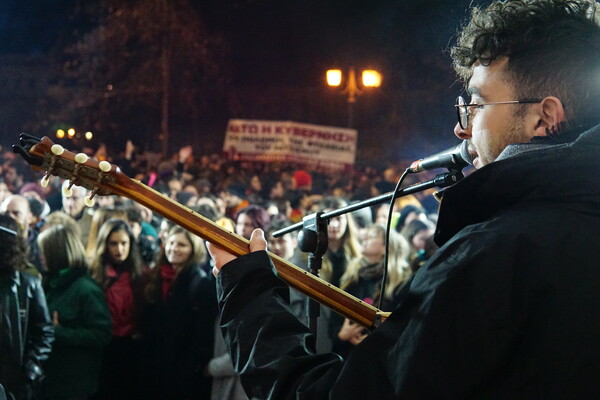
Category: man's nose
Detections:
[{"x1": 454, "y1": 122, "x2": 471, "y2": 140}]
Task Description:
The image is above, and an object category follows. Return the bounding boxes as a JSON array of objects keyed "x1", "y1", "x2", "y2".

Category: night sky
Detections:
[{"x1": 0, "y1": 0, "x2": 488, "y2": 162}]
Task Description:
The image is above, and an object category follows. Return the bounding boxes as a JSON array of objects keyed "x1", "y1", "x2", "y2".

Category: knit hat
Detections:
[
  {"x1": 293, "y1": 170, "x2": 312, "y2": 188},
  {"x1": 19, "y1": 182, "x2": 46, "y2": 199}
]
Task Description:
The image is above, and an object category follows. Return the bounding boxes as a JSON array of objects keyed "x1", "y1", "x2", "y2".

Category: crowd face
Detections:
[
  {"x1": 361, "y1": 231, "x2": 385, "y2": 264},
  {"x1": 375, "y1": 204, "x2": 390, "y2": 226},
  {"x1": 106, "y1": 230, "x2": 131, "y2": 264},
  {"x1": 250, "y1": 175, "x2": 262, "y2": 192},
  {"x1": 454, "y1": 57, "x2": 532, "y2": 168},
  {"x1": 267, "y1": 233, "x2": 296, "y2": 259},
  {"x1": 327, "y1": 214, "x2": 347, "y2": 242},
  {"x1": 168, "y1": 179, "x2": 183, "y2": 199},
  {"x1": 0, "y1": 195, "x2": 31, "y2": 234},
  {"x1": 411, "y1": 229, "x2": 433, "y2": 251},
  {"x1": 165, "y1": 232, "x2": 193, "y2": 269},
  {"x1": 270, "y1": 182, "x2": 285, "y2": 199},
  {"x1": 62, "y1": 184, "x2": 87, "y2": 218},
  {"x1": 96, "y1": 195, "x2": 116, "y2": 209},
  {"x1": 235, "y1": 213, "x2": 256, "y2": 240},
  {"x1": 158, "y1": 220, "x2": 172, "y2": 245}
]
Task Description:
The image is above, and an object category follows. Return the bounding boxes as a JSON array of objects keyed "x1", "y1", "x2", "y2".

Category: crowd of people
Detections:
[
  {"x1": 5, "y1": 0, "x2": 598, "y2": 398},
  {"x1": 0, "y1": 138, "x2": 439, "y2": 400},
  {"x1": 207, "y1": 0, "x2": 600, "y2": 399}
]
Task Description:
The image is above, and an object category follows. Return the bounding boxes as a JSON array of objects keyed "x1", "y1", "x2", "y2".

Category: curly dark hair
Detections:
[
  {"x1": 452, "y1": 0, "x2": 600, "y2": 124},
  {"x1": 0, "y1": 214, "x2": 28, "y2": 274}
]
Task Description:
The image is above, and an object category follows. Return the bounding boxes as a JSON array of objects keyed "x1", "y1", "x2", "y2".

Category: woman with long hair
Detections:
[
  {"x1": 336, "y1": 225, "x2": 412, "y2": 356},
  {"x1": 302, "y1": 197, "x2": 362, "y2": 353},
  {"x1": 318, "y1": 197, "x2": 362, "y2": 287},
  {"x1": 37, "y1": 224, "x2": 111, "y2": 400},
  {"x1": 85, "y1": 207, "x2": 129, "y2": 260},
  {"x1": 89, "y1": 218, "x2": 146, "y2": 400},
  {"x1": 140, "y1": 226, "x2": 218, "y2": 400}
]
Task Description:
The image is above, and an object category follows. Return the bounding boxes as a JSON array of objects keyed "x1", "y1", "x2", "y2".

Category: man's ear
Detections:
[{"x1": 533, "y1": 96, "x2": 566, "y2": 137}]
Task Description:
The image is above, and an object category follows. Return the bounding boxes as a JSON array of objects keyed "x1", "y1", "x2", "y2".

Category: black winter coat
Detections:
[
  {"x1": 216, "y1": 123, "x2": 600, "y2": 399},
  {"x1": 139, "y1": 264, "x2": 218, "y2": 400},
  {"x1": 0, "y1": 271, "x2": 54, "y2": 399}
]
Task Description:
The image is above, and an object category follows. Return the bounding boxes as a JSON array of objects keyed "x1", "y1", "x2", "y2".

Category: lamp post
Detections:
[{"x1": 326, "y1": 67, "x2": 382, "y2": 128}]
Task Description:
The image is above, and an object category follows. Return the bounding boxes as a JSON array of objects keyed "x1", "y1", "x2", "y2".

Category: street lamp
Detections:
[
  {"x1": 326, "y1": 67, "x2": 382, "y2": 128},
  {"x1": 55, "y1": 127, "x2": 94, "y2": 141}
]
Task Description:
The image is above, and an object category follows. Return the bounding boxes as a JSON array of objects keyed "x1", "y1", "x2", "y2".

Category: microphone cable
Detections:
[{"x1": 377, "y1": 167, "x2": 411, "y2": 311}]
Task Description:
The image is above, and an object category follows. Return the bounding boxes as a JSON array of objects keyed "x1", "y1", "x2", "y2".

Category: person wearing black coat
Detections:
[
  {"x1": 0, "y1": 214, "x2": 54, "y2": 400},
  {"x1": 207, "y1": 1, "x2": 600, "y2": 398},
  {"x1": 139, "y1": 226, "x2": 217, "y2": 400}
]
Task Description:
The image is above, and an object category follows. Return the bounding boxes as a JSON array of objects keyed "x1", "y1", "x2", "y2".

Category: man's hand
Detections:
[
  {"x1": 207, "y1": 228, "x2": 267, "y2": 277},
  {"x1": 337, "y1": 318, "x2": 369, "y2": 345}
]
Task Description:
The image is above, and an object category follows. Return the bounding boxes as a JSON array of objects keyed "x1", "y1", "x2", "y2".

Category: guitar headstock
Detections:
[{"x1": 13, "y1": 133, "x2": 120, "y2": 207}]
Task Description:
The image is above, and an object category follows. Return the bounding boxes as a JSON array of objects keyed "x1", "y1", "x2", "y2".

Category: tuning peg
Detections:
[
  {"x1": 74, "y1": 153, "x2": 89, "y2": 164},
  {"x1": 62, "y1": 185, "x2": 73, "y2": 197},
  {"x1": 51, "y1": 144, "x2": 65, "y2": 155},
  {"x1": 84, "y1": 195, "x2": 95, "y2": 207},
  {"x1": 84, "y1": 187, "x2": 100, "y2": 208},
  {"x1": 99, "y1": 161, "x2": 111, "y2": 172},
  {"x1": 41, "y1": 145, "x2": 66, "y2": 188},
  {"x1": 40, "y1": 175, "x2": 50, "y2": 188}
]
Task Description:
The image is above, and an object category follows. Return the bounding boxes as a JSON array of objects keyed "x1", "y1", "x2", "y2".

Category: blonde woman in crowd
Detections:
[
  {"x1": 139, "y1": 226, "x2": 218, "y2": 400},
  {"x1": 318, "y1": 196, "x2": 362, "y2": 288},
  {"x1": 335, "y1": 223, "x2": 412, "y2": 355},
  {"x1": 309, "y1": 196, "x2": 362, "y2": 352}
]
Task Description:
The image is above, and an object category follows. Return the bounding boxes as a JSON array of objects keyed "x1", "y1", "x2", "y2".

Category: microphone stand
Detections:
[{"x1": 273, "y1": 169, "x2": 464, "y2": 336}]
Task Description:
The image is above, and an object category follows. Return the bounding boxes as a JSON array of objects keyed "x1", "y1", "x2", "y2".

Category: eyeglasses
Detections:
[{"x1": 455, "y1": 95, "x2": 542, "y2": 130}]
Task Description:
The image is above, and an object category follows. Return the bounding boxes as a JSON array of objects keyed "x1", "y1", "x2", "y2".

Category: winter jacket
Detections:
[
  {"x1": 0, "y1": 270, "x2": 53, "y2": 399},
  {"x1": 140, "y1": 264, "x2": 218, "y2": 400},
  {"x1": 216, "y1": 123, "x2": 600, "y2": 399},
  {"x1": 42, "y1": 267, "x2": 112, "y2": 399}
]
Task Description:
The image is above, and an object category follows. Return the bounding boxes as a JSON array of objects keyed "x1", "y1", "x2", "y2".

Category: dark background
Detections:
[{"x1": 0, "y1": 0, "x2": 488, "y2": 167}]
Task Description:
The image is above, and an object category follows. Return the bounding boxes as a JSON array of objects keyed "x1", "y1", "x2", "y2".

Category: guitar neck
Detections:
[
  {"x1": 112, "y1": 177, "x2": 387, "y2": 329},
  {"x1": 19, "y1": 135, "x2": 388, "y2": 329}
]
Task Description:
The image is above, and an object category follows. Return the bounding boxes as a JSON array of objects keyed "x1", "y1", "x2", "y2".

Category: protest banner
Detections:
[{"x1": 223, "y1": 119, "x2": 357, "y2": 170}]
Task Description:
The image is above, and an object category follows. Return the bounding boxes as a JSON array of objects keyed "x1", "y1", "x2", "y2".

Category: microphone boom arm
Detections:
[{"x1": 272, "y1": 170, "x2": 464, "y2": 238}]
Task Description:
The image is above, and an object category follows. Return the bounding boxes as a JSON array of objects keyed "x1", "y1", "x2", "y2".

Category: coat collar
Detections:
[{"x1": 435, "y1": 122, "x2": 600, "y2": 246}]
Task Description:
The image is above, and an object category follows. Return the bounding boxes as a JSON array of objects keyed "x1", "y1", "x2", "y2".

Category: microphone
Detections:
[{"x1": 409, "y1": 141, "x2": 474, "y2": 172}]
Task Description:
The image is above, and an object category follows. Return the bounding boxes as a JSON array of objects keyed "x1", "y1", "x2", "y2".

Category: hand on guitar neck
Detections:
[{"x1": 208, "y1": 228, "x2": 267, "y2": 277}]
